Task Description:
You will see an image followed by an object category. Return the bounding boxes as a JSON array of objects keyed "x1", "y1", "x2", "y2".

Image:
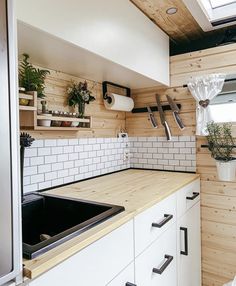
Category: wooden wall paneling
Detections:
[
  {"x1": 126, "y1": 86, "x2": 196, "y2": 137},
  {"x1": 22, "y1": 66, "x2": 126, "y2": 139},
  {"x1": 127, "y1": 44, "x2": 236, "y2": 286},
  {"x1": 170, "y1": 43, "x2": 236, "y2": 87}
]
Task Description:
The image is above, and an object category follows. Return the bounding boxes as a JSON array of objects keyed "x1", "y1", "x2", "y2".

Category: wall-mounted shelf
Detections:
[
  {"x1": 132, "y1": 104, "x2": 181, "y2": 113},
  {"x1": 19, "y1": 92, "x2": 92, "y2": 132},
  {"x1": 19, "y1": 105, "x2": 37, "y2": 111}
]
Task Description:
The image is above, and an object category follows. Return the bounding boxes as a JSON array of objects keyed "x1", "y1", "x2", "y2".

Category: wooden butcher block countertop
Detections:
[{"x1": 23, "y1": 169, "x2": 199, "y2": 280}]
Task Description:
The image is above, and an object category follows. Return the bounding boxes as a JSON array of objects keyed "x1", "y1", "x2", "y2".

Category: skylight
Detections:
[{"x1": 209, "y1": 0, "x2": 236, "y2": 9}]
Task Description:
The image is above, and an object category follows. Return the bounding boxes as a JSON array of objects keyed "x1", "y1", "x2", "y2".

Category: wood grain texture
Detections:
[
  {"x1": 23, "y1": 169, "x2": 199, "y2": 279},
  {"x1": 127, "y1": 44, "x2": 236, "y2": 286},
  {"x1": 20, "y1": 66, "x2": 126, "y2": 139},
  {"x1": 126, "y1": 86, "x2": 196, "y2": 137},
  {"x1": 171, "y1": 43, "x2": 236, "y2": 87},
  {"x1": 130, "y1": 0, "x2": 204, "y2": 44}
]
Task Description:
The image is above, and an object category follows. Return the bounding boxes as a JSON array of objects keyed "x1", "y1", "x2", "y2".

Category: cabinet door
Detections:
[
  {"x1": 107, "y1": 263, "x2": 135, "y2": 286},
  {"x1": 28, "y1": 221, "x2": 134, "y2": 286},
  {"x1": 135, "y1": 224, "x2": 177, "y2": 286},
  {"x1": 177, "y1": 202, "x2": 201, "y2": 286}
]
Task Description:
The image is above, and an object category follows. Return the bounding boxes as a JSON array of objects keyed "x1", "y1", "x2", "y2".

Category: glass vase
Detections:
[{"x1": 78, "y1": 102, "x2": 85, "y2": 118}]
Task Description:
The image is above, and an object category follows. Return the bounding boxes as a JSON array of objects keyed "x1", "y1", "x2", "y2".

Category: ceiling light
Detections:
[{"x1": 166, "y1": 7, "x2": 178, "y2": 15}]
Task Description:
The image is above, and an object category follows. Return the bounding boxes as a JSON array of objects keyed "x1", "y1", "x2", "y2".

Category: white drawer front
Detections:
[
  {"x1": 107, "y1": 263, "x2": 135, "y2": 286},
  {"x1": 134, "y1": 193, "x2": 176, "y2": 256},
  {"x1": 135, "y1": 224, "x2": 177, "y2": 286},
  {"x1": 29, "y1": 221, "x2": 134, "y2": 286},
  {"x1": 177, "y1": 179, "x2": 200, "y2": 219}
]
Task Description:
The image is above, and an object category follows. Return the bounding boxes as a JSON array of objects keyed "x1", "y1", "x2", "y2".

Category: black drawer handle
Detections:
[
  {"x1": 126, "y1": 283, "x2": 137, "y2": 286},
  {"x1": 152, "y1": 214, "x2": 173, "y2": 228},
  {"x1": 186, "y1": 192, "x2": 199, "y2": 200},
  {"x1": 153, "y1": 254, "x2": 173, "y2": 275},
  {"x1": 180, "y1": 227, "x2": 188, "y2": 256}
]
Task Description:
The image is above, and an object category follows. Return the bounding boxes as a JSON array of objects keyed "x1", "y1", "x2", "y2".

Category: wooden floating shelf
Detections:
[
  {"x1": 19, "y1": 93, "x2": 34, "y2": 100},
  {"x1": 19, "y1": 105, "x2": 37, "y2": 111},
  {"x1": 34, "y1": 126, "x2": 91, "y2": 131},
  {"x1": 37, "y1": 115, "x2": 90, "y2": 123}
]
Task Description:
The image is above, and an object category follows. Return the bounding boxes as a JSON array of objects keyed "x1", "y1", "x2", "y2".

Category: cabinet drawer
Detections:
[
  {"x1": 134, "y1": 193, "x2": 176, "y2": 256},
  {"x1": 135, "y1": 224, "x2": 177, "y2": 286},
  {"x1": 177, "y1": 179, "x2": 200, "y2": 219},
  {"x1": 107, "y1": 263, "x2": 135, "y2": 286},
  {"x1": 28, "y1": 221, "x2": 134, "y2": 286}
]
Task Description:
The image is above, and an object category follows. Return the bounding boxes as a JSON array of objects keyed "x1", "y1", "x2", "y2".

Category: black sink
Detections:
[{"x1": 22, "y1": 193, "x2": 124, "y2": 259}]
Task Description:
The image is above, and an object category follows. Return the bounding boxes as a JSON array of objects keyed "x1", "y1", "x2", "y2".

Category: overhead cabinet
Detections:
[
  {"x1": 17, "y1": 0, "x2": 169, "y2": 88},
  {"x1": 27, "y1": 179, "x2": 200, "y2": 286}
]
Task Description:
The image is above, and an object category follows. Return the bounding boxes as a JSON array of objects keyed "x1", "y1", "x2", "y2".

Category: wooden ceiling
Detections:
[
  {"x1": 130, "y1": 0, "x2": 204, "y2": 44},
  {"x1": 130, "y1": 0, "x2": 236, "y2": 54}
]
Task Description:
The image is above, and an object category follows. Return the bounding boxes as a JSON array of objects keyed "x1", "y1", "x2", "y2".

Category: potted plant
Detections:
[
  {"x1": 206, "y1": 121, "x2": 236, "y2": 181},
  {"x1": 18, "y1": 53, "x2": 50, "y2": 100},
  {"x1": 67, "y1": 80, "x2": 95, "y2": 118}
]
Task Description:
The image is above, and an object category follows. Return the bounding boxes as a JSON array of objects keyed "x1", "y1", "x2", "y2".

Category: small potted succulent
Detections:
[
  {"x1": 206, "y1": 121, "x2": 236, "y2": 181},
  {"x1": 18, "y1": 53, "x2": 50, "y2": 101},
  {"x1": 67, "y1": 80, "x2": 95, "y2": 118}
]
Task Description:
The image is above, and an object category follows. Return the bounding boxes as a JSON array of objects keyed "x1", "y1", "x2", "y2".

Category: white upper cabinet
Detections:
[{"x1": 17, "y1": 0, "x2": 169, "y2": 87}]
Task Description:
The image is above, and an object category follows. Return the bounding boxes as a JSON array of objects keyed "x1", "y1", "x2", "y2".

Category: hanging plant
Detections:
[
  {"x1": 67, "y1": 80, "x2": 95, "y2": 118},
  {"x1": 19, "y1": 53, "x2": 50, "y2": 98}
]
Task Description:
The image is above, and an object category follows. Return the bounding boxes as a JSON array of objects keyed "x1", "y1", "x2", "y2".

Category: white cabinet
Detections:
[
  {"x1": 134, "y1": 193, "x2": 176, "y2": 256},
  {"x1": 106, "y1": 263, "x2": 135, "y2": 286},
  {"x1": 135, "y1": 224, "x2": 177, "y2": 286},
  {"x1": 28, "y1": 221, "x2": 134, "y2": 286},
  {"x1": 177, "y1": 201, "x2": 201, "y2": 286},
  {"x1": 27, "y1": 179, "x2": 201, "y2": 286}
]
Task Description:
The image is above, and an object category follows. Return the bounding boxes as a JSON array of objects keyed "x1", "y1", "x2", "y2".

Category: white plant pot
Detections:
[{"x1": 216, "y1": 160, "x2": 236, "y2": 182}]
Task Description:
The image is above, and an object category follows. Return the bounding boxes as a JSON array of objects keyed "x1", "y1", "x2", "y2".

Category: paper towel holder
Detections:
[{"x1": 102, "y1": 81, "x2": 131, "y2": 104}]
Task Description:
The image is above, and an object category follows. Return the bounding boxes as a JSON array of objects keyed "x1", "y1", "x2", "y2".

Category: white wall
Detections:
[{"x1": 17, "y1": 0, "x2": 169, "y2": 86}]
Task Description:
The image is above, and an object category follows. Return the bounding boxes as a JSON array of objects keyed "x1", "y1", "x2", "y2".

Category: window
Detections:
[
  {"x1": 209, "y1": 81, "x2": 236, "y2": 123},
  {"x1": 209, "y1": 0, "x2": 236, "y2": 8}
]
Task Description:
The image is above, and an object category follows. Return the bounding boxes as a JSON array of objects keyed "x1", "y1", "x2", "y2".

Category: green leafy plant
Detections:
[
  {"x1": 19, "y1": 53, "x2": 50, "y2": 98},
  {"x1": 67, "y1": 81, "x2": 95, "y2": 117},
  {"x1": 206, "y1": 121, "x2": 235, "y2": 162}
]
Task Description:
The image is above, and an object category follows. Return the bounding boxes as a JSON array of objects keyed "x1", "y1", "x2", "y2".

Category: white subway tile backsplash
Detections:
[
  {"x1": 38, "y1": 147, "x2": 51, "y2": 156},
  {"x1": 23, "y1": 136, "x2": 195, "y2": 194},
  {"x1": 130, "y1": 136, "x2": 196, "y2": 172},
  {"x1": 31, "y1": 174, "x2": 44, "y2": 184}
]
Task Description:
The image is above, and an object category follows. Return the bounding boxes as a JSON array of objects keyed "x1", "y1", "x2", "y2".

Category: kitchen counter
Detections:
[{"x1": 23, "y1": 169, "x2": 199, "y2": 280}]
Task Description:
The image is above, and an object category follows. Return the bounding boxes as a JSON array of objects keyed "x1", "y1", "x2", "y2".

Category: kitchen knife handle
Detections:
[
  {"x1": 149, "y1": 112, "x2": 158, "y2": 128},
  {"x1": 164, "y1": 121, "x2": 172, "y2": 141},
  {"x1": 173, "y1": 112, "x2": 185, "y2": 130}
]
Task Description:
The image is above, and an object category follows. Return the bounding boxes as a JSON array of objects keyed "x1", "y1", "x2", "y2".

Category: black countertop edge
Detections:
[{"x1": 24, "y1": 168, "x2": 197, "y2": 198}]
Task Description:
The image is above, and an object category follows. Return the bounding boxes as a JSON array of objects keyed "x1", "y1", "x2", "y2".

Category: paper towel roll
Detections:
[{"x1": 104, "y1": 93, "x2": 134, "y2": 112}]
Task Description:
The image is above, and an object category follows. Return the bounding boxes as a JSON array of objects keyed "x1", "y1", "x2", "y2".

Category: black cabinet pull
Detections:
[
  {"x1": 186, "y1": 192, "x2": 199, "y2": 200},
  {"x1": 125, "y1": 283, "x2": 137, "y2": 286},
  {"x1": 180, "y1": 227, "x2": 188, "y2": 256},
  {"x1": 153, "y1": 254, "x2": 173, "y2": 275},
  {"x1": 152, "y1": 214, "x2": 173, "y2": 228}
]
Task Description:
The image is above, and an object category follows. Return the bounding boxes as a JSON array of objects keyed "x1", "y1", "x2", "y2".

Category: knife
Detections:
[
  {"x1": 166, "y1": 95, "x2": 185, "y2": 130},
  {"x1": 155, "y1": 94, "x2": 172, "y2": 141},
  {"x1": 147, "y1": 106, "x2": 158, "y2": 128}
]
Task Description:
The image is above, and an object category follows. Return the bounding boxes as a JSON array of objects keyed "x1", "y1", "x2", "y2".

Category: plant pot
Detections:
[
  {"x1": 216, "y1": 159, "x2": 236, "y2": 181},
  {"x1": 37, "y1": 114, "x2": 52, "y2": 127}
]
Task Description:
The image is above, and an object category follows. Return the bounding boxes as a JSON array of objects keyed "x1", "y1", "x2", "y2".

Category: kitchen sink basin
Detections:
[{"x1": 22, "y1": 193, "x2": 124, "y2": 259}]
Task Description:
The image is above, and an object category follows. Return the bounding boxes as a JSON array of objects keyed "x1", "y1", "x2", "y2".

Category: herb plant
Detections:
[
  {"x1": 206, "y1": 121, "x2": 235, "y2": 162},
  {"x1": 19, "y1": 53, "x2": 50, "y2": 98}
]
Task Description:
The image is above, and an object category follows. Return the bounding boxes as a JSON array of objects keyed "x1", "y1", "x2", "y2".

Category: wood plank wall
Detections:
[
  {"x1": 27, "y1": 66, "x2": 126, "y2": 139},
  {"x1": 128, "y1": 43, "x2": 236, "y2": 286}
]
